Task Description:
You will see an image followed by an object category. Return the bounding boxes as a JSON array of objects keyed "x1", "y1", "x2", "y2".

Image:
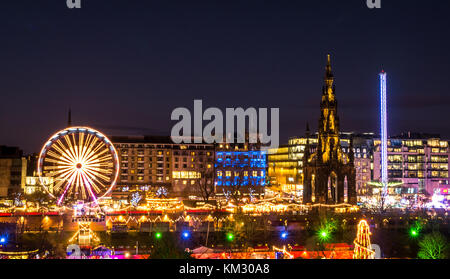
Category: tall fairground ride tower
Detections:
[{"x1": 379, "y1": 71, "x2": 388, "y2": 199}]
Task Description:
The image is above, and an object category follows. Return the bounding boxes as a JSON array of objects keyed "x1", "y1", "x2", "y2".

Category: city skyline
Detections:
[
  {"x1": 1, "y1": 0, "x2": 449, "y2": 154},
  {"x1": 0, "y1": 1, "x2": 449, "y2": 261}
]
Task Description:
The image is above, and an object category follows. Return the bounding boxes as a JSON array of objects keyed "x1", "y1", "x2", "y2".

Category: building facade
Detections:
[
  {"x1": 373, "y1": 133, "x2": 450, "y2": 198},
  {"x1": 111, "y1": 136, "x2": 215, "y2": 200},
  {"x1": 268, "y1": 133, "x2": 372, "y2": 201},
  {"x1": 0, "y1": 146, "x2": 26, "y2": 198},
  {"x1": 215, "y1": 142, "x2": 267, "y2": 199}
]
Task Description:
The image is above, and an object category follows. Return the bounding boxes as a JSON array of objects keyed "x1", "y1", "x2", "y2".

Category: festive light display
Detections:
[
  {"x1": 226, "y1": 232, "x2": 235, "y2": 241},
  {"x1": 130, "y1": 192, "x2": 142, "y2": 207},
  {"x1": 273, "y1": 246, "x2": 294, "y2": 259},
  {"x1": 156, "y1": 187, "x2": 169, "y2": 198},
  {"x1": 353, "y1": 220, "x2": 375, "y2": 259},
  {"x1": 182, "y1": 231, "x2": 191, "y2": 239},
  {"x1": 154, "y1": 232, "x2": 162, "y2": 239},
  {"x1": 37, "y1": 127, "x2": 119, "y2": 206},
  {"x1": 409, "y1": 220, "x2": 423, "y2": 239},
  {"x1": 379, "y1": 71, "x2": 388, "y2": 199},
  {"x1": 318, "y1": 229, "x2": 331, "y2": 242},
  {"x1": 68, "y1": 222, "x2": 100, "y2": 245}
]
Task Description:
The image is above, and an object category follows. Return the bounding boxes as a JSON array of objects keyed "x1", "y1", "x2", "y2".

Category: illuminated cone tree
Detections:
[{"x1": 353, "y1": 220, "x2": 375, "y2": 259}]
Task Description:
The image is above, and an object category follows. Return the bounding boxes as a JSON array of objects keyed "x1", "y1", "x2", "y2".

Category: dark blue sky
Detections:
[{"x1": 0, "y1": 0, "x2": 449, "y2": 153}]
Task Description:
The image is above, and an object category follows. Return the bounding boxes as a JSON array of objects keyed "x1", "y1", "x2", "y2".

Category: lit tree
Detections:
[
  {"x1": 353, "y1": 220, "x2": 375, "y2": 259},
  {"x1": 306, "y1": 216, "x2": 337, "y2": 258},
  {"x1": 366, "y1": 181, "x2": 402, "y2": 213},
  {"x1": 316, "y1": 217, "x2": 337, "y2": 243},
  {"x1": 417, "y1": 232, "x2": 449, "y2": 259}
]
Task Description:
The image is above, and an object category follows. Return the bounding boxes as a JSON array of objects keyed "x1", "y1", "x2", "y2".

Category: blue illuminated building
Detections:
[{"x1": 215, "y1": 147, "x2": 267, "y2": 197}]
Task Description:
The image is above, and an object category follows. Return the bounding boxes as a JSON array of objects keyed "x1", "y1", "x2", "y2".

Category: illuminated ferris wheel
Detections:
[{"x1": 37, "y1": 127, "x2": 119, "y2": 206}]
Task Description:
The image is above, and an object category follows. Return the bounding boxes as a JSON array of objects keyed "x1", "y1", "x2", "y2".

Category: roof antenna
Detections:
[{"x1": 68, "y1": 108, "x2": 72, "y2": 127}]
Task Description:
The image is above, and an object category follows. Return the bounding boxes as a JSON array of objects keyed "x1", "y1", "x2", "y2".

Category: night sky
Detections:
[{"x1": 1, "y1": 0, "x2": 449, "y2": 154}]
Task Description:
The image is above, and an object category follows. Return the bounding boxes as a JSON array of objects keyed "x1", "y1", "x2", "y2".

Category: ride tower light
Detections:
[{"x1": 379, "y1": 71, "x2": 388, "y2": 197}]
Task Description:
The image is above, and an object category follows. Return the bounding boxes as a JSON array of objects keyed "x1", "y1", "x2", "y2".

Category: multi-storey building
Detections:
[
  {"x1": 214, "y1": 141, "x2": 267, "y2": 199},
  {"x1": 268, "y1": 133, "x2": 374, "y2": 200},
  {"x1": 373, "y1": 133, "x2": 450, "y2": 198},
  {"x1": 342, "y1": 134, "x2": 374, "y2": 196},
  {"x1": 268, "y1": 136, "x2": 317, "y2": 197},
  {"x1": 111, "y1": 136, "x2": 214, "y2": 199},
  {"x1": 0, "y1": 146, "x2": 26, "y2": 198},
  {"x1": 267, "y1": 145, "x2": 299, "y2": 194}
]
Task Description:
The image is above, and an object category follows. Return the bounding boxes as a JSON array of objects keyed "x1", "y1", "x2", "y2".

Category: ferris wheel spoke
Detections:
[
  {"x1": 56, "y1": 170, "x2": 77, "y2": 206},
  {"x1": 80, "y1": 171, "x2": 99, "y2": 204},
  {"x1": 82, "y1": 167, "x2": 109, "y2": 190},
  {"x1": 71, "y1": 133, "x2": 81, "y2": 162},
  {"x1": 45, "y1": 155, "x2": 71, "y2": 166},
  {"x1": 83, "y1": 151, "x2": 111, "y2": 165},
  {"x1": 61, "y1": 136, "x2": 75, "y2": 158},
  {"x1": 76, "y1": 171, "x2": 88, "y2": 201},
  {"x1": 82, "y1": 174, "x2": 104, "y2": 195},
  {"x1": 43, "y1": 165, "x2": 72, "y2": 173},
  {"x1": 48, "y1": 166, "x2": 75, "y2": 179},
  {"x1": 46, "y1": 150, "x2": 73, "y2": 165},
  {"x1": 45, "y1": 152, "x2": 73, "y2": 165},
  {"x1": 53, "y1": 141, "x2": 77, "y2": 163},
  {"x1": 91, "y1": 140, "x2": 107, "y2": 157},
  {"x1": 83, "y1": 141, "x2": 106, "y2": 164},
  {"x1": 72, "y1": 134, "x2": 79, "y2": 163},
  {"x1": 84, "y1": 164, "x2": 114, "y2": 172},
  {"x1": 84, "y1": 148, "x2": 110, "y2": 165},
  {"x1": 78, "y1": 132, "x2": 85, "y2": 161},
  {"x1": 84, "y1": 153, "x2": 113, "y2": 167},
  {"x1": 63, "y1": 135, "x2": 78, "y2": 163},
  {"x1": 84, "y1": 165, "x2": 113, "y2": 176},
  {"x1": 43, "y1": 157, "x2": 72, "y2": 167},
  {"x1": 52, "y1": 168, "x2": 77, "y2": 193},
  {"x1": 83, "y1": 164, "x2": 112, "y2": 177},
  {"x1": 80, "y1": 135, "x2": 98, "y2": 163},
  {"x1": 83, "y1": 166, "x2": 111, "y2": 182},
  {"x1": 79, "y1": 134, "x2": 93, "y2": 164}
]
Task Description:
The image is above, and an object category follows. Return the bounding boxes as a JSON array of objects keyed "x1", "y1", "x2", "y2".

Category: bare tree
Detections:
[{"x1": 194, "y1": 170, "x2": 215, "y2": 202}]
